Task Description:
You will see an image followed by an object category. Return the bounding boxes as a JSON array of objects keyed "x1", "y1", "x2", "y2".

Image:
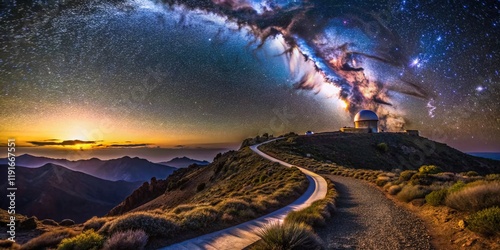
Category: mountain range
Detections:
[
  {"x1": 0, "y1": 164, "x2": 141, "y2": 223},
  {"x1": 0, "y1": 154, "x2": 176, "y2": 182},
  {"x1": 157, "y1": 156, "x2": 210, "y2": 168}
]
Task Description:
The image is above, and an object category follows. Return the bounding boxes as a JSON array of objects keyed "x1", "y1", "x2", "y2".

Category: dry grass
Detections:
[
  {"x1": 180, "y1": 206, "x2": 218, "y2": 230},
  {"x1": 396, "y1": 185, "x2": 430, "y2": 202},
  {"x1": 445, "y1": 182, "x2": 500, "y2": 212},
  {"x1": 103, "y1": 230, "x2": 148, "y2": 250},
  {"x1": 21, "y1": 229, "x2": 78, "y2": 250},
  {"x1": 254, "y1": 222, "x2": 323, "y2": 250},
  {"x1": 83, "y1": 216, "x2": 112, "y2": 231},
  {"x1": 99, "y1": 212, "x2": 179, "y2": 238},
  {"x1": 285, "y1": 180, "x2": 337, "y2": 227}
]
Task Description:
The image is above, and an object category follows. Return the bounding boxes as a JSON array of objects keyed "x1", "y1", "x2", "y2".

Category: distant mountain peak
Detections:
[{"x1": 157, "y1": 156, "x2": 210, "y2": 168}]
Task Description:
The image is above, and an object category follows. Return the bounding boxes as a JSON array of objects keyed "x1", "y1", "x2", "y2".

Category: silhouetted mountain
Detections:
[
  {"x1": 157, "y1": 156, "x2": 210, "y2": 168},
  {"x1": 0, "y1": 164, "x2": 141, "y2": 223},
  {"x1": 0, "y1": 155, "x2": 176, "y2": 182}
]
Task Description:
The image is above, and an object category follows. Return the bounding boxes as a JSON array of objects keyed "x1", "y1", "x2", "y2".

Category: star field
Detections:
[{"x1": 0, "y1": 0, "x2": 499, "y2": 155}]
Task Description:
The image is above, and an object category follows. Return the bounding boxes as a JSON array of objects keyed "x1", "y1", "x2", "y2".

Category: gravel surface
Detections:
[{"x1": 317, "y1": 175, "x2": 433, "y2": 250}]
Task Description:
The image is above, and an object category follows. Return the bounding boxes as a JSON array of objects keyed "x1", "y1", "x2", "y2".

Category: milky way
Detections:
[{"x1": 1, "y1": 0, "x2": 499, "y2": 151}]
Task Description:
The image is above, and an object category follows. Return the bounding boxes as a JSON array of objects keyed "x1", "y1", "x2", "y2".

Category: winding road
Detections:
[{"x1": 160, "y1": 139, "x2": 328, "y2": 250}]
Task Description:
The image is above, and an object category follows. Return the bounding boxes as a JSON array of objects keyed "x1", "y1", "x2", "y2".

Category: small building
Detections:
[
  {"x1": 405, "y1": 130, "x2": 419, "y2": 136},
  {"x1": 340, "y1": 110, "x2": 379, "y2": 133}
]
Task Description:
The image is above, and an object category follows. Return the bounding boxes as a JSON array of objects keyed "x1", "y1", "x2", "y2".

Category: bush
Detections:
[
  {"x1": 397, "y1": 185, "x2": 430, "y2": 202},
  {"x1": 448, "y1": 181, "x2": 466, "y2": 193},
  {"x1": 101, "y1": 212, "x2": 179, "y2": 238},
  {"x1": 22, "y1": 229, "x2": 78, "y2": 250},
  {"x1": 83, "y1": 217, "x2": 108, "y2": 231},
  {"x1": 399, "y1": 170, "x2": 417, "y2": 182},
  {"x1": 375, "y1": 178, "x2": 389, "y2": 187},
  {"x1": 409, "y1": 173, "x2": 434, "y2": 185},
  {"x1": 376, "y1": 143, "x2": 388, "y2": 153},
  {"x1": 445, "y1": 182, "x2": 500, "y2": 212},
  {"x1": 467, "y1": 206, "x2": 500, "y2": 236},
  {"x1": 254, "y1": 222, "x2": 323, "y2": 250},
  {"x1": 58, "y1": 230, "x2": 104, "y2": 250},
  {"x1": 102, "y1": 230, "x2": 148, "y2": 250},
  {"x1": 181, "y1": 207, "x2": 219, "y2": 230},
  {"x1": 418, "y1": 165, "x2": 442, "y2": 175},
  {"x1": 388, "y1": 185, "x2": 402, "y2": 195},
  {"x1": 425, "y1": 189, "x2": 448, "y2": 206}
]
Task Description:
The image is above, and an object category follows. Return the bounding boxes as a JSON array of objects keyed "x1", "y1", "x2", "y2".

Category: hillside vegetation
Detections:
[
  {"x1": 260, "y1": 132, "x2": 499, "y2": 174},
  {"x1": 259, "y1": 133, "x2": 500, "y2": 248},
  {"x1": 17, "y1": 147, "x2": 308, "y2": 249}
]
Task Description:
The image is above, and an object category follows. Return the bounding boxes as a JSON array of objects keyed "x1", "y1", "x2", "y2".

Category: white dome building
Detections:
[
  {"x1": 340, "y1": 110, "x2": 379, "y2": 133},
  {"x1": 354, "y1": 110, "x2": 379, "y2": 133}
]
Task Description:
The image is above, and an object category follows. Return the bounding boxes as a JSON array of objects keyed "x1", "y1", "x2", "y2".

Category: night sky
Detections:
[{"x1": 0, "y1": 0, "x2": 499, "y2": 160}]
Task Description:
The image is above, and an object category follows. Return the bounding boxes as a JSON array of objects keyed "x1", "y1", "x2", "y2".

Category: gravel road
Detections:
[{"x1": 317, "y1": 175, "x2": 433, "y2": 250}]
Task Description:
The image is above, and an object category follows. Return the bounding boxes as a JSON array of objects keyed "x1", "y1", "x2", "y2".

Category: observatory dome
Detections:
[{"x1": 354, "y1": 110, "x2": 379, "y2": 122}]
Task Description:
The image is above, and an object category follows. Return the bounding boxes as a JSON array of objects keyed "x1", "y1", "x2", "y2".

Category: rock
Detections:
[
  {"x1": 458, "y1": 219, "x2": 467, "y2": 229},
  {"x1": 19, "y1": 216, "x2": 37, "y2": 230},
  {"x1": 59, "y1": 219, "x2": 75, "y2": 226}
]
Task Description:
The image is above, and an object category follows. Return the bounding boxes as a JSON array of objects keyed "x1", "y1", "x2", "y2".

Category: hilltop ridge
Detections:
[{"x1": 260, "y1": 132, "x2": 499, "y2": 174}]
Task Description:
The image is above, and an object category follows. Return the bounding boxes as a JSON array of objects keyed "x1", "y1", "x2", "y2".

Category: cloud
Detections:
[
  {"x1": 107, "y1": 143, "x2": 152, "y2": 148},
  {"x1": 28, "y1": 140, "x2": 96, "y2": 146}
]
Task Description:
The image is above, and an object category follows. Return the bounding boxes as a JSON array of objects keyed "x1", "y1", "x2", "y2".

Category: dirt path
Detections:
[{"x1": 317, "y1": 175, "x2": 433, "y2": 250}]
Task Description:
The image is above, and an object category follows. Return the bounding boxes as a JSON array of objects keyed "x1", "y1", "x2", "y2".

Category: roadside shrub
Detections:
[
  {"x1": 397, "y1": 185, "x2": 430, "y2": 202},
  {"x1": 100, "y1": 212, "x2": 179, "y2": 238},
  {"x1": 448, "y1": 181, "x2": 466, "y2": 193},
  {"x1": 102, "y1": 230, "x2": 148, "y2": 250},
  {"x1": 445, "y1": 182, "x2": 500, "y2": 212},
  {"x1": 254, "y1": 222, "x2": 323, "y2": 250},
  {"x1": 418, "y1": 165, "x2": 442, "y2": 175},
  {"x1": 58, "y1": 230, "x2": 104, "y2": 250},
  {"x1": 388, "y1": 185, "x2": 402, "y2": 195},
  {"x1": 181, "y1": 207, "x2": 219, "y2": 229},
  {"x1": 375, "y1": 176, "x2": 390, "y2": 187},
  {"x1": 83, "y1": 216, "x2": 108, "y2": 231},
  {"x1": 399, "y1": 170, "x2": 417, "y2": 182},
  {"x1": 409, "y1": 173, "x2": 433, "y2": 185},
  {"x1": 425, "y1": 189, "x2": 448, "y2": 206},
  {"x1": 22, "y1": 229, "x2": 78, "y2": 250},
  {"x1": 467, "y1": 206, "x2": 500, "y2": 236},
  {"x1": 285, "y1": 204, "x2": 327, "y2": 227},
  {"x1": 376, "y1": 143, "x2": 388, "y2": 153}
]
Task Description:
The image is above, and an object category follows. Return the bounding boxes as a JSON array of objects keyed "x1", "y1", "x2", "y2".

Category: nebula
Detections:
[
  {"x1": 153, "y1": 0, "x2": 431, "y2": 131},
  {"x1": 3, "y1": 0, "x2": 431, "y2": 131}
]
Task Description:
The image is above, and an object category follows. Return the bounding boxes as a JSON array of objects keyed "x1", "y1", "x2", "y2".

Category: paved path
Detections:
[
  {"x1": 160, "y1": 139, "x2": 328, "y2": 250},
  {"x1": 317, "y1": 175, "x2": 432, "y2": 250}
]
